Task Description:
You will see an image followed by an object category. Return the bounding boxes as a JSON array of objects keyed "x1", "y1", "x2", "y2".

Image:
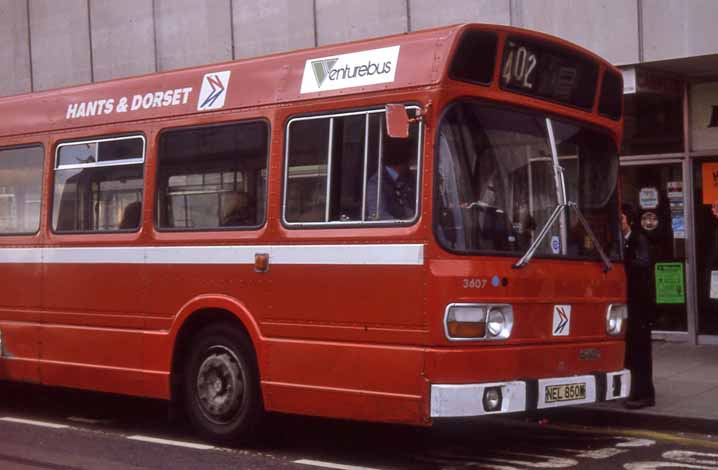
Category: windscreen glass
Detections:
[{"x1": 434, "y1": 100, "x2": 620, "y2": 260}]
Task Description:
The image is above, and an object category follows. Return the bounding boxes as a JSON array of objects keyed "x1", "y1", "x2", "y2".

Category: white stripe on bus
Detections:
[{"x1": 0, "y1": 243, "x2": 424, "y2": 266}]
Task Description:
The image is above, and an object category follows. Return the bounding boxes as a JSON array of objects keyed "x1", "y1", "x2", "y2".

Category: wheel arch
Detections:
[{"x1": 168, "y1": 294, "x2": 264, "y2": 405}]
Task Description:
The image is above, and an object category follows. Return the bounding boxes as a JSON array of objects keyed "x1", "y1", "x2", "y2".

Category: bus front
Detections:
[{"x1": 426, "y1": 27, "x2": 628, "y2": 420}]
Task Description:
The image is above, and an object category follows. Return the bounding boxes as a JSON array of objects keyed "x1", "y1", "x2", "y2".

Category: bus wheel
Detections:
[{"x1": 183, "y1": 323, "x2": 263, "y2": 444}]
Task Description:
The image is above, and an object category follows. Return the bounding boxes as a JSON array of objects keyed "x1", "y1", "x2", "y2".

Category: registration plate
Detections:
[{"x1": 544, "y1": 382, "x2": 586, "y2": 403}]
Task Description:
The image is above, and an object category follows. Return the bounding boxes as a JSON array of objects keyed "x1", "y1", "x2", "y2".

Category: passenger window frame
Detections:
[
  {"x1": 51, "y1": 134, "x2": 146, "y2": 234},
  {"x1": 153, "y1": 118, "x2": 271, "y2": 233},
  {"x1": 282, "y1": 105, "x2": 424, "y2": 229},
  {"x1": 0, "y1": 143, "x2": 45, "y2": 236}
]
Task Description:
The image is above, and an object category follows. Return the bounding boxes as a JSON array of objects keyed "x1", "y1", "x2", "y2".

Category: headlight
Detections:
[
  {"x1": 606, "y1": 304, "x2": 628, "y2": 336},
  {"x1": 445, "y1": 303, "x2": 514, "y2": 341}
]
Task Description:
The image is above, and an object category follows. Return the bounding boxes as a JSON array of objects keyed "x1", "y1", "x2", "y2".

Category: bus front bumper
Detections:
[{"x1": 430, "y1": 369, "x2": 630, "y2": 418}]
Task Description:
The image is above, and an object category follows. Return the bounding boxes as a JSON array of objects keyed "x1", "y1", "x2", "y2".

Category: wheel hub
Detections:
[{"x1": 196, "y1": 350, "x2": 244, "y2": 421}]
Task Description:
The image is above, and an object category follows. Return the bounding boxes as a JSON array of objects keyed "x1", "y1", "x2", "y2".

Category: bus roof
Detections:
[{"x1": 0, "y1": 23, "x2": 619, "y2": 139}]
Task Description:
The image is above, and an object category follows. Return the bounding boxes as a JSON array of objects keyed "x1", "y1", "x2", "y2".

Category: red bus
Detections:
[{"x1": 0, "y1": 23, "x2": 629, "y2": 443}]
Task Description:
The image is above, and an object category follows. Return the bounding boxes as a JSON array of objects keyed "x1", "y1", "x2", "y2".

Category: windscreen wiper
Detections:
[
  {"x1": 512, "y1": 202, "x2": 613, "y2": 272},
  {"x1": 568, "y1": 201, "x2": 613, "y2": 272},
  {"x1": 512, "y1": 203, "x2": 565, "y2": 269}
]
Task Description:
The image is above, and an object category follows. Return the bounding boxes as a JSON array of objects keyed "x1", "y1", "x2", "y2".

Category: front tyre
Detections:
[{"x1": 183, "y1": 323, "x2": 263, "y2": 444}]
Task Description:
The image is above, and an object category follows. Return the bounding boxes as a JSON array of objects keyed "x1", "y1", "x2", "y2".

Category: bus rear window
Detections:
[{"x1": 449, "y1": 30, "x2": 497, "y2": 85}]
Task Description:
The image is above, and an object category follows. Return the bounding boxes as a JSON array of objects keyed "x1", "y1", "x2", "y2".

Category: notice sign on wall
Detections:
[
  {"x1": 639, "y1": 187, "x2": 659, "y2": 209},
  {"x1": 702, "y1": 162, "x2": 718, "y2": 204},
  {"x1": 655, "y1": 262, "x2": 685, "y2": 304}
]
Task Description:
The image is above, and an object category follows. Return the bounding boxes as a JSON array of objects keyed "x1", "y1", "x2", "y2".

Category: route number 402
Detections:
[{"x1": 503, "y1": 46, "x2": 537, "y2": 90}]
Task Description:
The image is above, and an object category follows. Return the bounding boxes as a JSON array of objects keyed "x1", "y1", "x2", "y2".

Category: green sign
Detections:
[{"x1": 655, "y1": 262, "x2": 685, "y2": 304}]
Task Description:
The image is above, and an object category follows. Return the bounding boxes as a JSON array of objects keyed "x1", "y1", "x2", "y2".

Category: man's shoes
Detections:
[{"x1": 624, "y1": 398, "x2": 655, "y2": 409}]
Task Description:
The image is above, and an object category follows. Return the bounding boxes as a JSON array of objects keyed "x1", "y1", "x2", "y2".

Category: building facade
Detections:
[{"x1": 2, "y1": 0, "x2": 718, "y2": 344}]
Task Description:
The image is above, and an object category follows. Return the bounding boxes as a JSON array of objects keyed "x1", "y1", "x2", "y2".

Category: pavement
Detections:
[{"x1": 555, "y1": 340, "x2": 718, "y2": 433}]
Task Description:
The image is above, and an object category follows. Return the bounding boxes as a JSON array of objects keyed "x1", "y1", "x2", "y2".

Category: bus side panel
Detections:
[
  {"x1": 263, "y1": 264, "x2": 427, "y2": 342},
  {"x1": 38, "y1": 325, "x2": 168, "y2": 399},
  {"x1": 0, "y1": 322, "x2": 41, "y2": 383},
  {"x1": 261, "y1": 338, "x2": 426, "y2": 424},
  {"x1": 39, "y1": 260, "x2": 150, "y2": 395},
  {"x1": 0, "y1": 261, "x2": 43, "y2": 313},
  {"x1": 0, "y1": 253, "x2": 43, "y2": 382}
]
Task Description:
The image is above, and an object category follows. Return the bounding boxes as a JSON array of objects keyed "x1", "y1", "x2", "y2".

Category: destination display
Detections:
[{"x1": 500, "y1": 37, "x2": 598, "y2": 110}]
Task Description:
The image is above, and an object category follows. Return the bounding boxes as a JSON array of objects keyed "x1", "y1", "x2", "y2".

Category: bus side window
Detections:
[
  {"x1": 284, "y1": 108, "x2": 421, "y2": 225},
  {"x1": 0, "y1": 145, "x2": 44, "y2": 234},
  {"x1": 155, "y1": 121, "x2": 268, "y2": 231},
  {"x1": 53, "y1": 136, "x2": 144, "y2": 233}
]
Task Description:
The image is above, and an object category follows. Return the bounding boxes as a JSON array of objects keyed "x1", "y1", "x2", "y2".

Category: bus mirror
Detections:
[{"x1": 385, "y1": 104, "x2": 409, "y2": 139}]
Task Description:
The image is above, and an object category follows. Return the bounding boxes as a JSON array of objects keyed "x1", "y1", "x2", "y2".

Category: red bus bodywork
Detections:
[{"x1": 0, "y1": 24, "x2": 627, "y2": 430}]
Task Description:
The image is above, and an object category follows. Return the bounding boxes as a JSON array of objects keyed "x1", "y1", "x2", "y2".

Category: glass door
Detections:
[
  {"x1": 620, "y1": 162, "x2": 687, "y2": 331},
  {"x1": 693, "y1": 157, "x2": 718, "y2": 335}
]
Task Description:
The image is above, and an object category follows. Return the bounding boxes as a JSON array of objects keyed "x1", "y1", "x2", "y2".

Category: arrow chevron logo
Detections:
[
  {"x1": 200, "y1": 75, "x2": 225, "y2": 108},
  {"x1": 197, "y1": 71, "x2": 231, "y2": 111},
  {"x1": 552, "y1": 305, "x2": 571, "y2": 336}
]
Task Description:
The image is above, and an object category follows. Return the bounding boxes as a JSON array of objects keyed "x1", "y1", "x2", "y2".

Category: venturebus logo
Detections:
[
  {"x1": 197, "y1": 71, "x2": 231, "y2": 111},
  {"x1": 300, "y1": 46, "x2": 400, "y2": 94},
  {"x1": 310, "y1": 58, "x2": 339, "y2": 88}
]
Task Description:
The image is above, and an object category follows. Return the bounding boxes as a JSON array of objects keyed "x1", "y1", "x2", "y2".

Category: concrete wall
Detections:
[
  {"x1": 408, "y1": 0, "x2": 510, "y2": 30},
  {"x1": 316, "y1": 0, "x2": 407, "y2": 45},
  {"x1": 642, "y1": 0, "x2": 718, "y2": 62},
  {"x1": 233, "y1": 0, "x2": 315, "y2": 59},
  {"x1": 690, "y1": 82, "x2": 718, "y2": 152},
  {"x1": 1, "y1": 0, "x2": 718, "y2": 97},
  {"x1": 29, "y1": 0, "x2": 92, "y2": 91},
  {"x1": 0, "y1": 0, "x2": 32, "y2": 96},
  {"x1": 90, "y1": 0, "x2": 155, "y2": 82},
  {"x1": 512, "y1": 0, "x2": 640, "y2": 65},
  {"x1": 155, "y1": 0, "x2": 232, "y2": 70}
]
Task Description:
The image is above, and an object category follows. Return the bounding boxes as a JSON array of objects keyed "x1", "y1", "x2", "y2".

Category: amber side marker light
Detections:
[
  {"x1": 447, "y1": 320, "x2": 487, "y2": 338},
  {"x1": 255, "y1": 253, "x2": 270, "y2": 272}
]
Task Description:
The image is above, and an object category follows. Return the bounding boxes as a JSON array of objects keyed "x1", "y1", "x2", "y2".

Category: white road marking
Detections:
[
  {"x1": 0, "y1": 417, "x2": 69, "y2": 429},
  {"x1": 488, "y1": 452, "x2": 578, "y2": 468},
  {"x1": 624, "y1": 462, "x2": 717, "y2": 470},
  {"x1": 67, "y1": 416, "x2": 112, "y2": 425},
  {"x1": 294, "y1": 459, "x2": 386, "y2": 470},
  {"x1": 617, "y1": 438, "x2": 656, "y2": 448},
  {"x1": 557, "y1": 448, "x2": 628, "y2": 460},
  {"x1": 126, "y1": 435, "x2": 214, "y2": 450},
  {"x1": 662, "y1": 451, "x2": 718, "y2": 466}
]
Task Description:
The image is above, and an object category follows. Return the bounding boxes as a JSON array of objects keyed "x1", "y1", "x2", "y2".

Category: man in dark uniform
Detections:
[
  {"x1": 622, "y1": 203, "x2": 655, "y2": 409},
  {"x1": 366, "y1": 139, "x2": 416, "y2": 221}
]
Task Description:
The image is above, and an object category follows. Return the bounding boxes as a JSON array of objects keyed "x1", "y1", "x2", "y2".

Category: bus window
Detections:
[
  {"x1": 0, "y1": 145, "x2": 44, "y2": 234},
  {"x1": 155, "y1": 121, "x2": 268, "y2": 230},
  {"x1": 434, "y1": 101, "x2": 620, "y2": 259},
  {"x1": 53, "y1": 136, "x2": 144, "y2": 233},
  {"x1": 284, "y1": 107, "x2": 421, "y2": 225}
]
